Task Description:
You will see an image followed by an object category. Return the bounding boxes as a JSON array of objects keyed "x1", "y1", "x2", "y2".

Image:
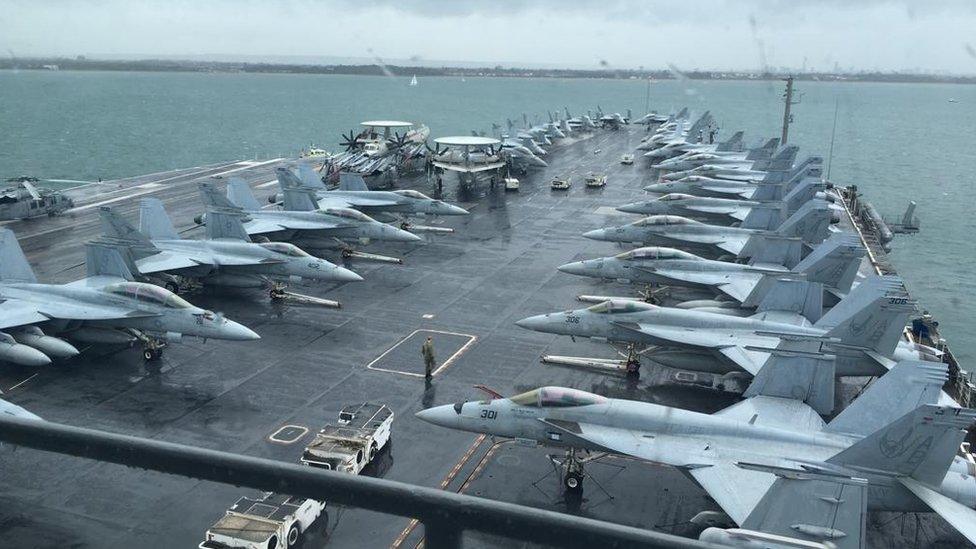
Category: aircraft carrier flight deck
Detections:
[{"x1": 0, "y1": 125, "x2": 968, "y2": 548}]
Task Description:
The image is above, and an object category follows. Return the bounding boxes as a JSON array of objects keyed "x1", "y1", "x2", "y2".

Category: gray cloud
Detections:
[{"x1": 1, "y1": 0, "x2": 974, "y2": 73}]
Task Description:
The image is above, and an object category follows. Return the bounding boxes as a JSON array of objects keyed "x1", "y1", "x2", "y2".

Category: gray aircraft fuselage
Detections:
[
  {"x1": 143, "y1": 239, "x2": 361, "y2": 285},
  {"x1": 417, "y1": 393, "x2": 976, "y2": 513},
  {"x1": 1, "y1": 281, "x2": 259, "y2": 342},
  {"x1": 311, "y1": 190, "x2": 469, "y2": 217},
  {"x1": 237, "y1": 209, "x2": 422, "y2": 249},
  {"x1": 557, "y1": 251, "x2": 784, "y2": 289},
  {"x1": 582, "y1": 216, "x2": 760, "y2": 257},
  {"x1": 617, "y1": 193, "x2": 762, "y2": 222},
  {"x1": 647, "y1": 178, "x2": 768, "y2": 199},
  {"x1": 515, "y1": 304, "x2": 885, "y2": 377}
]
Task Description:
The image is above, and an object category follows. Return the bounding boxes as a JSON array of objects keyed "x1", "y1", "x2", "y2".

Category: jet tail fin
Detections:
[
  {"x1": 198, "y1": 182, "x2": 241, "y2": 211},
  {"x1": 792, "y1": 233, "x2": 865, "y2": 296},
  {"x1": 744, "y1": 137, "x2": 780, "y2": 161},
  {"x1": 739, "y1": 203, "x2": 785, "y2": 230},
  {"x1": 825, "y1": 361, "x2": 949, "y2": 437},
  {"x1": 751, "y1": 278, "x2": 824, "y2": 323},
  {"x1": 98, "y1": 206, "x2": 153, "y2": 245},
  {"x1": 745, "y1": 344, "x2": 835, "y2": 415},
  {"x1": 827, "y1": 405, "x2": 976, "y2": 487},
  {"x1": 748, "y1": 183, "x2": 785, "y2": 202},
  {"x1": 815, "y1": 275, "x2": 914, "y2": 355},
  {"x1": 275, "y1": 167, "x2": 306, "y2": 191},
  {"x1": 139, "y1": 199, "x2": 181, "y2": 240},
  {"x1": 723, "y1": 463, "x2": 868, "y2": 549},
  {"x1": 338, "y1": 172, "x2": 369, "y2": 191},
  {"x1": 226, "y1": 178, "x2": 262, "y2": 212},
  {"x1": 783, "y1": 179, "x2": 825, "y2": 213},
  {"x1": 84, "y1": 241, "x2": 135, "y2": 280},
  {"x1": 281, "y1": 186, "x2": 319, "y2": 212},
  {"x1": 744, "y1": 235, "x2": 802, "y2": 269},
  {"x1": 714, "y1": 130, "x2": 744, "y2": 152},
  {"x1": 205, "y1": 209, "x2": 251, "y2": 241},
  {"x1": 774, "y1": 200, "x2": 831, "y2": 244},
  {"x1": 0, "y1": 228, "x2": 37, "y2": 283},
  {"x1": 685, "y1": 111, "x2": 710, "y2": 143},
  {"x1": 762, "y1": 155, "x2": 823, "y2": 184},
  {"x1": 297, "y1": 164, "x2": 327, "y2": 189},
  {"x1": 752, "y1": 145, "x2": 799, "y2": 172}
]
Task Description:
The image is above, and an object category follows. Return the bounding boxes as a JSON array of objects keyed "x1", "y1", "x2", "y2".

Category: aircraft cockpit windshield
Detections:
[
  {"x1": 392, "y1": 189, "x2": 430, "y2": 200},
  {"x1": 657, "y1": 193, "x2": 694, "y2": 201},
  {"x1": 258, "y1": 241, "x2": 310, "y2": 257},
  {"x1": 104, "y1": 282, "x2": 194, "y2": 309},
  {"x1": 635, "y1": 215, "x2": 698, "y2": 226},
  {"x1": 508, "y1": 387, "x2": 607, "y2": 408},
  {"x1": 585, "y1": 300, "x2": 655, "y2": 314},
  {"x1": 614, "y1": 248, "x2": 700, "y2": 261},
  {"x1": 324, "y1": 208, "x2": 374, "y2": 222}
]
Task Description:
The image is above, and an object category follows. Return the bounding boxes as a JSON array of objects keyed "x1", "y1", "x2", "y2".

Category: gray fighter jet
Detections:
[
  {"x1": 417, "y1": 358, "x2": 976, "y2": 547},
  {"x1": 197, "y1": 180, "x2": 421, "y2": 255},
  {"x1": 516, "y1": 275, "x2": 923, "y2": 377},
  {"x1": 657, "y1": 154, "x2": 822, "y2": 185},
  {"x1": 638, "y1": 111, "x2": 713, "y2": 155},
  {"x1": 646, "y1": 132, "x2": 766, "y2": 169},
  {"x1": 582, "y1": 199, "x2": 832, "y2": 259},
  {"x1": 0, "y1": 229, "x2": 258, "y2": 365},
  {"x1": 98, "y1": 200, "x2": 362, "y2": 291},
  {"x1": 558, "y1": 233, "x2": 865, "y2": 309},
  {"x1": 272, "y1": 166, "x2": 470, "y2": 219},
  {"x1": 651, "y1": 136, "x2": 778, "y2": 171},
  {"x1": 617, "y1": 179, "x2": 827, "y2": 228}
]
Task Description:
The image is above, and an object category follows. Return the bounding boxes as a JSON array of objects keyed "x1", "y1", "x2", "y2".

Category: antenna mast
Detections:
[{"x1": 780, "y1": 75, "x2": 801, "y2": 144}]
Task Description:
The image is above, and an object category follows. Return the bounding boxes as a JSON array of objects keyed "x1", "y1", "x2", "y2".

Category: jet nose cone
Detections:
[
  {"x1": 386, "y1": 225, "x2": 423, "y2": 242},
  {"x1": 223, "y1": 319, "x2": 261, "y2": 341},
  {"x1": 443, "y1": 203, "x2": 469, "y2": 216},
  {"x1": 557, "y1": 261, "x2": 588, "y2": 277},
  {"x1": 616, "y1": 202, "x2": 645, "y2": 214},
  {"x1": 334, "y1": 266, "x2": 364, "y2": 282},
  {"x1": 515, "y1": 313, "x2": 549, "y2": 332},
  {"x1": 582, "y1": 228, "x2": 607, "y2": 241},
  {"x1": 644, "y1": 183, "x2": 669, "y2": 193},
  {"x1": 415, "y1": 405, "x2": 459, "y2": 429},
  {"x1": 401, "y1": 230, "x2": 424, "y2": 242}
]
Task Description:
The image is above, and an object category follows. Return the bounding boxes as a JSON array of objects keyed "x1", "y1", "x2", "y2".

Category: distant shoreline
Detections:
[{"x1": 3, "y1": 57, "x2": 975, "y2": 85}]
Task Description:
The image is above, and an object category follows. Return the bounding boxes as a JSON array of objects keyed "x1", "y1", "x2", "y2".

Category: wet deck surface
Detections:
[{"x1": 0, "y1": 127, "x2": 966, "y2": 548}]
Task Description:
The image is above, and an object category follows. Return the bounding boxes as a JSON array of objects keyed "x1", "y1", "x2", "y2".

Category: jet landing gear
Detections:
[
  {"x1": 623, "y1": 344, "x2": 641, "y2": 378},
  {"x1": 132, "y1": 331, "x2": 166, "y2": 363},
  {"x1": 546, "y1": 449, "x2": 614, "y2": 499}
]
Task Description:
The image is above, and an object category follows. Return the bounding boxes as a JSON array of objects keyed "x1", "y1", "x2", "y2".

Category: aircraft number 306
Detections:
[{"x1": 565, "y1": 315, "x2": 580, "y2": 324}]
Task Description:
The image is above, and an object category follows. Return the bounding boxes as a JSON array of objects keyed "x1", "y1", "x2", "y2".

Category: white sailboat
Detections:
[{"x1": 409, "y1": 74, "x2": 418, "y2": 86}]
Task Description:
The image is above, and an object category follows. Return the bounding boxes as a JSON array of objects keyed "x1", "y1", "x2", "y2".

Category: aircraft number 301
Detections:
[{"x1": 480, "y1": 409, "x2": 497, "y2": 419}]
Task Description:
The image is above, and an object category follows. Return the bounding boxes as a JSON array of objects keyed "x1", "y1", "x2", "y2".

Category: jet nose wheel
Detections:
[
  {"x1": 563, "y1": 472, "x2": 584, "y2": 492},
  {"x1": 143, "y1": 348, "x2": 163, "y2": 361}
]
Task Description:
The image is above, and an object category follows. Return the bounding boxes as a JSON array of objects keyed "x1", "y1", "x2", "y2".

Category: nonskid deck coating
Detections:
[{"x1": 0, "y1": 127, "x2": 966, "y2": 548}]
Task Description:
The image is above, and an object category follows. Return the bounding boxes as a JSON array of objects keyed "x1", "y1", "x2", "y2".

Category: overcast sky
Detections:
[{"x1": 3, "y1": 0, "x2": 976, "y2": 74}]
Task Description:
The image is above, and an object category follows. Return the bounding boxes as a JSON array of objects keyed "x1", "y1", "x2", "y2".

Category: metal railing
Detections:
[{"x1": 0, "y1": 416, "x2": 716, "y2": 549}]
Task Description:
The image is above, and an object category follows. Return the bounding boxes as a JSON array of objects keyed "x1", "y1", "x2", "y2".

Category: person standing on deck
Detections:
[{"x1": 421, "y1": 336, "x2": 436, "y2": 381}]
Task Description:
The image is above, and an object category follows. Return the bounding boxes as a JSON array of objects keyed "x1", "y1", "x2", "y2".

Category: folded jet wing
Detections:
[{"x1": 636, "y1": 267, "x2": 764, "y2": 302}]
